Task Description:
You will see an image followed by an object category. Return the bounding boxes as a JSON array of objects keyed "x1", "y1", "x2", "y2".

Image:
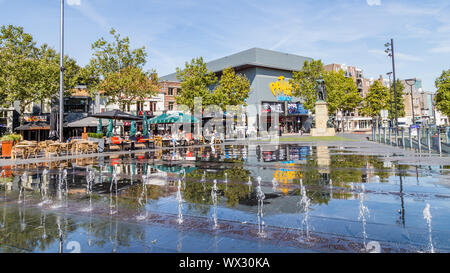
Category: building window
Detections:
[
  {"x1": 168, "y1": 87, "x2": 174, "y2": 96},
  {"x1": 177, "y1": 88, "x2": 181, "y2": 95},
  {"x1": 136, "y1": 102, "x2": 144, "y2": 112},
  {"x1": 121, "y1": 103, "x2": 131, "y2": 112},
  {"x1": 168, "y1": 102, "x2": 174, "y2": 111}
]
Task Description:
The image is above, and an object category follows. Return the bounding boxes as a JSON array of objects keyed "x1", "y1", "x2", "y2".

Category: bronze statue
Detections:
[{"x1": 316, "y1": 78, "x2": 326, "y2": 101}]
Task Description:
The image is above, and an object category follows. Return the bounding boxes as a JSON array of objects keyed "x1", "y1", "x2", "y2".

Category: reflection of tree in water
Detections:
[
  {"x1": 184, "y1": 166, "x2": 252, "y2": 214},
  {"x1": 293, "y1": 153, "x2": 393, "y2": 205},
  {"x1": 0, "y1": 206, "x2": 147, "y2": 252},
  {"x1": 0, "y1": 207, "x2": 75, "y2": 252}
]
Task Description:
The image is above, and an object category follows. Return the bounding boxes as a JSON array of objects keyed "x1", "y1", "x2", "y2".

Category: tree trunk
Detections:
[{"x1": 19, "y1": 103, "x2": 27, "y2": 126}]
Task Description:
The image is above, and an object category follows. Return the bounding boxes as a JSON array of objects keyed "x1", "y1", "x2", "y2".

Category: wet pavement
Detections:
[{"x1": 0, "y1": 141, "x2": 449, "y2": 253}]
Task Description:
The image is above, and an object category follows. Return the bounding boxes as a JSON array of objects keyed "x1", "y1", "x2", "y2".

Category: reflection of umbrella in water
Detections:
[
  {"x1": 49, "y1": 106, "x2": 59, "y2": 140},
  {"x1": 153, "y1": 165, "x2": 197, "y2": 174}
]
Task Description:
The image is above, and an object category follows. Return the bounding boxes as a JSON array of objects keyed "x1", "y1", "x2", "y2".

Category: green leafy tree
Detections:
[
  {"x1": 211, "y1": 67, "x2": 250, "y2": 111},
  {"x1": 88, "y1": 28, "x2": 146, "y2": 79},
  {"x1": 323, "y1": 70, "x2": 362, "y2": 130},
  {"x1": 86, "y1": 28, "x2": 148, "y2": 99},
  {"x1": 388, "y1": 80, "x2": 406, "y2": 120},
  {"x1": 360, "y1": 80, "x2": 390, "y2": 118},
  {"x1": 97, "y1": 66, "x2": 159, "y2": 107},
  {"x1": 0, "y1": 25, "x2": 80, "y2": 124},
  {"x1": 435, "y1": 69, "x2": 450, "y2": 117},
  {"x1": 175, "y1": 57, "x2": 218, "y2": 111},
  {"x1": 290, "y1": 59, "x2": 324, "y2": 112}
]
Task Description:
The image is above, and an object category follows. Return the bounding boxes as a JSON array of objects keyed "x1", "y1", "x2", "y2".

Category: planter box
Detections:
[{"x1": 1, "y1": 141, "x2": 13, "y2": 158}]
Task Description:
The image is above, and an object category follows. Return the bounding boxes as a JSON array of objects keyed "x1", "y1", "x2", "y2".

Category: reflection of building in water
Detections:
[
  {"x1": 256, "y1": 145, "x2": 310, "y2": 163},
  {"x1": 273, "y1": 161, "x2": 302, "y2": 195},
  {"x1": 316, "y1": 146, "x2": 331, "y2": 183}
]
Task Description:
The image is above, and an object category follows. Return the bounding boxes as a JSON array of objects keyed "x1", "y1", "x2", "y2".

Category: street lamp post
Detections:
[
  {"x1": 385, "y1": 39, "x2": 398, "y2": 128},
  {"x1": 387, "y1": 72, "x2": 393, "y2": 127},
  {"x1": 405, "y1": 78, "x2": 417, "y2": 125},
  {"x1": 59, "y1": 0, "x2": 64, "y2": 142}
]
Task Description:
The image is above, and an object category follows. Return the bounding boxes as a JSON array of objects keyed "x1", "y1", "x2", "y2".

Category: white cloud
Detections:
[
  {"x1": 366, "y1": 0, "x2": 381, "y2": 6},
  {"x1": 67, "y1": 0, "x2": 81, "y2": 6},
  {"x1": 430, "y1": 46, "x2": 450, "y2": 53}
]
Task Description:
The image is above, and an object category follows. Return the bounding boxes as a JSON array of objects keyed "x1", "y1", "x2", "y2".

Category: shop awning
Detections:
[{"x1": 15, "y1": 122, "x2": 50, "y2": 131}]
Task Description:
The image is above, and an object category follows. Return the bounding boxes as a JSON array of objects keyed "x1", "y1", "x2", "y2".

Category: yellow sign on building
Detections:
[{"x1": 270, "y1": 76, "x2": 293, "y2": 97}]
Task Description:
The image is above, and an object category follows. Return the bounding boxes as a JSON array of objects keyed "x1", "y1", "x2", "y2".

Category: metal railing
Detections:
[{"x1": 372, "y1": 125, "x2": 450, "y2": 155}]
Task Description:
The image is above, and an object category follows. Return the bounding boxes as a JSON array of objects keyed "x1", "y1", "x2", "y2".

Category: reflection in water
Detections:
[
  {"x1": 0, "y1": 144, "x2": 448, "y2": 253},
  {"x1": 136, "y1": 175, "x2": 148, "y2": 221},
  {"x1": 298, "y1": 178, "x2": 311, "y2": 239},
  {"x1": 177, "y1": 179, "x2": 184, "y2": 225},
  {"x1": 423, "y1": 204, "x2": 434, "y2": 253},
  {"x1": 38, "y1": 169, "x2": 49, "y2": 207},
  {"x1": 358, "y1": 184, "x2": 370, "y2": 251},
  {"x1": 19, "y1": 173, "x2": 27, "y2": 204},
  {"x1": 211, "y1": 179, "x2": 219, "y2": 229},
  {"x1": 110, "y1": 166, "x2": 118, "y2": 215},
  {"x1": 256, "y1": 176, "x2": 266, "y2": 238},
  {"x1": 81, "y1": 168, "x2": 94, "y2": 212}
]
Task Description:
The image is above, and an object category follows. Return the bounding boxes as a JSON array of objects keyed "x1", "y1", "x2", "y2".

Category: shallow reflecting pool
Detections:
[{"x1": 1, "y1": 144, "x2": 449, "y2": 253}]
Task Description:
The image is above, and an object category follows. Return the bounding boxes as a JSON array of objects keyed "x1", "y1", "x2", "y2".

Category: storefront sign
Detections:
[
  {"x1": 24, "y1": 115, "x2": 48, "y2": 122},
  {"x1": 270, "y1": 76, "x2": 293, "y2": 102},
  {"x1": 262, "y1": 102, "x2": 284, "y2": 114},
  {"x1": 287, "y1": 103, "x2": 308, "y2": 115}
]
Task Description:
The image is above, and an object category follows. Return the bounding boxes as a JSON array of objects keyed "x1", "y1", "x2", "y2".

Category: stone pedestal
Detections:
[{"x1": 311, "y1": 101, "x2": 335, "y2": 137}]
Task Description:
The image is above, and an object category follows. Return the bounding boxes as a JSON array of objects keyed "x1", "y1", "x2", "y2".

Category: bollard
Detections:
[
  {"x1": 384, "y1": 128, "x2": 387, "y2": 144},
  {"x1": 395, "y1": 128, "x2": 398, "y2": 146},
  {"x1": 438, "y1": 127, "x2": 442, "y2": 156},
  {"x1": 418, "y1": 127, "x2": 421, "y2": 154},
  {"x1": 378, "y1": 124, "x2": 381, "y2": 143},
  {"x1": 388, "y1": 127, "x2": 391, "y2": 145},
  {"x1": 402, "y1": 128, "x2": 405, "y2": 149},
  {"x1": 445, "y1": 127, "x2": 450, "y2": 144},
  {"x1": 409, "y1": 127, "x2": 412, "y2": 149},
  {"x1": 427, "y1": 128, "x2": 431, "y2": 153}
]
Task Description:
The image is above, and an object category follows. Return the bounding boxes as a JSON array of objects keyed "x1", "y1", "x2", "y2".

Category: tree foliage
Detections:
[
  {"x1": 175, "y1": 58, "x2": 250, "y2": 111},
  {"x1": 388, "y1": 80, "x2": 406, "y2": 119},
  {"x1": 323, "y1": 70, "x2": 361, "y2": 116},
  {"x1": 87, "y1": 28, "x2": 147, "y2": 80},
  {"x1": 289, "y1": 59, "x2": 324, "y2": 112},
  {"x1": 97, "y1": 66, "x2": 159, "y2": 106},
  {"x1": 360, "y1": 80, "x2": 390, "y2": 118},
  {"x1": 86, "y1": 28, "x2": 157, "y2": 106},
  {"x1": 0, "y1": 25, "x2": 80, "y2": 123},
  {"x1": 435, "y1": 69, "x2": 450, "y2": 117},
  {"x1": 210, "y1": 67, "x2": 250, "y2": 111}
]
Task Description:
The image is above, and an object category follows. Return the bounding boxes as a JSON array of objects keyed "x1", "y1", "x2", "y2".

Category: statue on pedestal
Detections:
[
  {"x1": 311, "y1": 77, "x2": 335, "y2": 137},
  {"x1": 316, "y1": 78, "x2": 326, "y2": 102}
]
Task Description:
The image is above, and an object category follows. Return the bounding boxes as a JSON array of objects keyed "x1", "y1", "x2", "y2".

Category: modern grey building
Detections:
[{"x1": 160, "y1": 48, "x2": 313, "y2": 134}]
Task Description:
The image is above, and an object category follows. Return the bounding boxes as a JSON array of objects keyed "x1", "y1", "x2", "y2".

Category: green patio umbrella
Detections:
[
  {"x1": 97, "y1": 118, "x2": 103, "y2": 134},
  {"x1": 148, "y1": 113, "x2": 169, "y2": 124},
  {"x1": 148, "y1": 112, "x2": 199, "y2": 124},
  {"x1": 143, "y1": 112, "x2": 148, "y2": 138},
  {"x1": 106, "y1": 119, "x2": 114, "y2": 137},
  {"x1": 130, "y1": 121, "x2": 137, "y2": 136}
]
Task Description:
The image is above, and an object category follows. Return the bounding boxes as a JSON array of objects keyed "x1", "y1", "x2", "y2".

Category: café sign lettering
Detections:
[{"x1": 270, "y1": 76, "x2": 293, "y2": 102}]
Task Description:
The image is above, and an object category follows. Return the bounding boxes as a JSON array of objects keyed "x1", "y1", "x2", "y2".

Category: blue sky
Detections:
[{"x1": 0, "y1": 0, "x2": 449, "y2": 91}]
